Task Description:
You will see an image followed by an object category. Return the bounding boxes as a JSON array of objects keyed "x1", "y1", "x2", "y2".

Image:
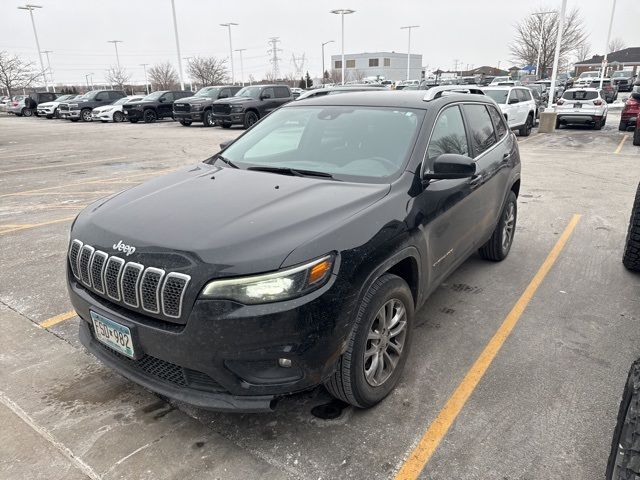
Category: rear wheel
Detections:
[
  {"x1": 555, "y1": 118, "x2": 562, "y2": 129},
  {"x1": 619, "y1": 120, "x2": 627, "y2": 131},
  {"x1": 143, "y1": 109, "x2": 157, "y2": 123},
  {"x1": 479, "y1": 191, "x2": 517, "y2": 261},
  {"x1": 518, "y1": 114, "x2": 533, "y2": 136},
  {"x1": 634, "y1": 126, "x2": 640, "y2": 146},
  {"x1": 22, "y1": 107, "x2": 33, "y2": 117},
  {"x1": 179, "y1": 120, "x2": 192, "y2": 126},
  {"x1": 243, "y1": 111, "x2": 259, "y2": 129},
  {"x1": 203, "y1": 109, "x2": 215, "y2": 127},
  {"x1": 623, "y1": 183, "x2": 640, "y2": 271},
  {"x1": 325, "y1": 274, "x2": 414, "y2": 408},
  {"x1": 113, "y1": 111, "x2": 124, "y2": 123}
]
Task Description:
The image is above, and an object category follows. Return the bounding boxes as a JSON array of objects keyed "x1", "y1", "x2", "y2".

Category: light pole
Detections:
[
  {"x1": 547, "y1": 0, "x2": 567, "y2": 109},
  {"x1": 41, "y1": 50, "x2": 54, "y2": 90},
  {"x1": 107, "y1": 40, "x2": 123, "y2": 69},
  {"x1": 220, "y1": 22, "x2": 238, "y2": 85},
  {"x1": 85, "y1": 73, "x2": 94, "y2": 91},
  {"x1": 18, "y1": 4, "x2": 49, "y2": 92},
  {"x1": 400, "y1": 25, "x2": 419, "y2": 82},
  {"x1": 600, "y1": 0, "x2": 617, "y2": 89},
  {"x1": 532, "y1": 11, "x2": 555, "y2": 80},
  {"x1": 330, "y1": 9, "x2": 355, "y2": 85},
  {"x1": 183, "y1": 57, "x2": 193, "y2": 90},
  {"x1": 321, "y1": 40, "x2": 334, "y2": 84},
  {"x1": 140, "y1": 63, "x2": 149, "y2": 94},
  {"x1": 234, "y1": 48, "x2": 246, "y2": 86},
  {"x1": 170, "y1": 0, "x2": 185, "y2": 90}
]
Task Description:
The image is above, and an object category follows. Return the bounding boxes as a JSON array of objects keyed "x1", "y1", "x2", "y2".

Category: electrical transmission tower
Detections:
[
  {"x1": 268, "y1": 37, "x2": 282, "y2": 79},
  {"x1": 291, "y1": 53, "x2": 306, "y2": 78}
]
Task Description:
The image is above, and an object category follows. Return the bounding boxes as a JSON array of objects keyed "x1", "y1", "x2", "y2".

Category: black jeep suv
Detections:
[
  {"x1": 59, "y1": 90, "x2": 126, "y2": 122},
  {"x1": 173, "y1": 85, "x2": 242, "y2": 127},
  {"x1": 212, "y1": 84, "x2": 293, "y2": 128},
  {"x1": 123, "y1": 90, "x2": 193, "y2": 123},
  {"x1": 66, "y1": 91, "x2": 521, "y2": 412}
]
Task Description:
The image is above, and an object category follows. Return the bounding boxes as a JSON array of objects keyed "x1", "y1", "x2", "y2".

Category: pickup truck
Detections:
[
  {"x1": 173, "y1": 85, "x2": 242, "y2": 127},
  {"x1": 59, "y1": 90, "x2": 126, "y2": 122},
  {"x1": 212, "y1": 84, "x2": 293, "y2": 129}
]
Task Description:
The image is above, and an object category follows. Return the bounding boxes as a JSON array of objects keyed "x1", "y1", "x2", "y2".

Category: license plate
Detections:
[
  {"x1": 574, "y1": 103, "x2": 582, "y2": 109},
  {"x1": 91, "y1": 311, "x2": 135, "y2": 358}
]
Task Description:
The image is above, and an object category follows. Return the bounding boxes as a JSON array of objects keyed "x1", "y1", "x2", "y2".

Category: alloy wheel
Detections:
[
  {"x1": 364, "y1": 298, "x2": 408, "y2": 387},
  {"x1": 502, "y1": 202, "x2": 516, "y2": 252},
  {"x1": 81, "y1": 110, "x2": 91, "y2": 122}
]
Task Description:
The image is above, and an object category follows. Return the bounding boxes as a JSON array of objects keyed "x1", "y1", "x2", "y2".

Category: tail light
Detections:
[
  {"x1": 593, "y1": 100, "x2": 603, "y2": 106},
  {"x1": 627, "y1": 97, "x2": 640, "y2": 106},
  {"x1": 12, "y1": 102, "x2": 17, "y2": 107},
  {"x1": 557, "y1": 99, "x2": 564, "y2": 105}
]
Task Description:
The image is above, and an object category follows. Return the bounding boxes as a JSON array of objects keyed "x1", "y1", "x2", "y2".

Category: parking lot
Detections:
[{"x1": 1, "y1": 111, "x2": 639, "y2": 479}]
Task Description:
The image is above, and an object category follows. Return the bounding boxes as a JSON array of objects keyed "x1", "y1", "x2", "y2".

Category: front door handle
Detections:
[{"x1": 468, "y1": 174, "x2": 483, "y2": 188}]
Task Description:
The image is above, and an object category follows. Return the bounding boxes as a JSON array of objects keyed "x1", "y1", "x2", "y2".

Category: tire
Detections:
[
  {"x1": 619, "y1": 121, "x2": 628, "y2": 132},
  {"x1": 222, "y1": 122, "x2": 232, "y2": 129},
  {"x1": 70, "y1": 119, "x2": 79, "y2": 122},
  {"x1": 594, "y1": 118, "x2": 603, "y2": 130},
  {"x1": 518, "y1": 114, "x2": 533, "y2": 137},
  {"x1": 129, "y1": 118, "x2": 139, "y2": 123},
  {"x1": 243, "y1": 111, "x2": 259, "y2": 129},
  {"x1": 179, "y1": 120, "x2": 192, "y2": 126},
  {"x1": 203, "y1": 109, "x2": 215, "y2": 127},
  {"x1": 53, "y1": 108, "x2": 60, "y2": 119},
  {"x1": 45, "y1": 115, "x2": 53, "y2": 119},
  {"x1": 325, "y1": 273, "x2": 414, "y2": 408},
  {"x1": 634, "y1": 127, "x2": 640, "y2": 147},
  {"x1": 22, "y1": 108, "x2": 33, "y2": 117},
  {"x1": 101, "y1": 120, "x2": 108, "y2": 123},
  {"x1": 606, "y1": 359, "x2": 640, "y2": 480},
  {"x1": 80, "y1": 109, "x2": 92, "y2": 122},
  {"x1": 479, "y1": 190, "x2": 517, "y2": 261},
  {"x1": 143, "y1": 109, "x2": 157, "y2": 123},
  {"x1": 113, "y1": 111, "x2": 124, "y2": 123},
  {"x1": 555, "y1": 118, "x2": 561, "y2": 130},
  {"x1": 623, "y1": 183, "x2": 640, "y2": 271},
  {"x1": 603, "y1": 116, "x2": 607, "y2": 127}
]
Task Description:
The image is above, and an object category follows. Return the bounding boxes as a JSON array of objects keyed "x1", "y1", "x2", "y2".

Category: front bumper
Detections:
[
  {"x1": 68, "y1": 270, "x2": 352, "y2": 411},
  {"x1": 37, "y1": 107, "x2": 54, "y2": 116},
  {"x1": 621, "y1": 114, "x2": 638, "y2": 130},
  {"x1": 60, "y1": 109, "x2": 81, "y2": 119},
  {"x1": 174, "y1": 111, "x2": 203, "y2": 122},
  {"x1": 91, "y1": 111, "x2": 112, "y2": 121},
  {"x1": 213, "y1": 112, "x2": 245, "y2": 125},
  {"x1": 124, "y1": 108, "x2": 143, "y2": 121}
]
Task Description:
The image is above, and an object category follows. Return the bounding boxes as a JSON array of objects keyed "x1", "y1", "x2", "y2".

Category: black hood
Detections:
[
  {"x1": 177, "y1": 96, "x2": 212, "y2": 104},
  {"x1": 216, "y1": 97, "x2": 255, "y2": 105},
  {"x1": 72, "y1": 164, "x2": 389, "y2": 279}
]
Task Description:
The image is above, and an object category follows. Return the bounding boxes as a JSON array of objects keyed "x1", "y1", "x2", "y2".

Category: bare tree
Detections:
[
  {"x1": 247, "y1": 74, "x2": 256, "y2": 85},
  {"x1": 148, "y1": 62, "x2": 179, "y2": 90},
  {"x1": 263, "y1": 71, "x2": 276, "y2": 82},
  {"x1": 509, "y1": 7, "x2": 589, "y2": 78},
  {"x1": 0, "y1": 51, "x2": 40, "y2": 97},
  {"x1": 105, "y1": 65, "x2": 131, "y2": 91},
  {"x1": 608, "y1": 37, "x2": 626, "y2": 53},
  {"x1": 574, "y1": 42, "x2": 592, "y2": 63},
  {"x1": 352, "y1": 69, "x2": 366, "y2": 82},
  {"x1": 328, "y1": 69, "x2": 341, "y2": 84},
  {"x1": 186, "y1": 57, "x2": 228, "y2": 87}
]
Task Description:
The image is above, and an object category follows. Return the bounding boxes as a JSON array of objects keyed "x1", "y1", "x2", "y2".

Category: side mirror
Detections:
[
  {"x1": 424, "y1": 154, "x2": 476, "y2": 181},
  {"x1": 219, "y1": 139, "x2": 234, "y2": 150},
  {"x1": 158, "y1": 97, "x2": 166, "y2": 103},
  {"x1": 508, "y1": 98, "x2": 519, "y2": 104},
  {"x1": 261, "y1": 93, "x2": 272, "y2": 100}
]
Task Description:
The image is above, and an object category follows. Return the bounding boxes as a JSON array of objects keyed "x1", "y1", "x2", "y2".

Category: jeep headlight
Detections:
[
  {"x1": 200, "y1": 254, "x2": 335, "y2": 304},
  {"x1": 230, "y1": 105, "x2": 244, "y2": 113}
]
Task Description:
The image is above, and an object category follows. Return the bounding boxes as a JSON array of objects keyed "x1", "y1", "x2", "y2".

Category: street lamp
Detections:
[
  {"x1": 400, "y1": 25, "x2": 419, "y2": 82},
  {"x1": 600, "y1": 0, "x2": 618, "y2": 89},
  {"x1": 547, "y1": 0, "x2": 567, "y2": 109},
  {"x1": 170, "y1": 0, "x2": 185, "y2": 90},
  {"x1": 532, "y1": 11, "x2": 555, "y2": 80},
  {"x1": 183, "y1": 57, "x2": 193, "y2": 90},
  {"x1": 330, "y1": 9, "x2": 355, "y2": 85},
  {"x1": 85, "y1": 73, "x2": 94, "y2": 91},
  {"x1": 234, "y1": 48, "x2": 246, "y2": 86},
  {"x1": 321, "y1": 40, "x2": 334, "y2": 84},
  {"x1": 140, "y1": 63, "x2": 149, "y2": 94},
  {"x1": 41, "y1": 50, "x2": 54, "y2": 89},
  {"x1": 107, "y1": 40, "x2": 123, "y2": 69},
  {"x1": 17, "y1": 4, "x2": 49, "y2": 92},
  {"x1": 220, "y1": 22, "x2": 238, "y2": 85}
]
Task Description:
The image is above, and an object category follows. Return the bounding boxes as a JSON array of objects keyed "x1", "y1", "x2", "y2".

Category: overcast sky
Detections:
[{"x1": 2, "y1": 0, "x2": 638, "y2": 87}]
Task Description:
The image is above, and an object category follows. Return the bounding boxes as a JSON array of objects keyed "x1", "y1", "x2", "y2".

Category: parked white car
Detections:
[
  {"x1": 481, "y1": 86, "x2": 537, "y2": 136},
  {"x1": 91, "y1": 95, "x2": 144, "y2": 123},
  {"x1": 37, "y1": 94, "x2": 77, "y2": 118},
  {"x1": 574, "y1": 70, "x2": 600, "y2": 88},
  {"x1": 555, "y1": 88, "x2": 608, "y2": 130},
  {"x1": 490, "y1": 76, "x2": 512, "y2": 85}
]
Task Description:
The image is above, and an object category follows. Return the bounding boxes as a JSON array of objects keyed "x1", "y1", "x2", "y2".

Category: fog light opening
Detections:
[{"x1": 278, "y1": 358, "x2": 292, "y2": 368}]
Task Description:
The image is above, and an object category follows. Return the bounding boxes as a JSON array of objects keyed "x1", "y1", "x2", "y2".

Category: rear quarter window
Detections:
[{"x1": 274, "y1": 86, "x2": 291, "y2": 98}]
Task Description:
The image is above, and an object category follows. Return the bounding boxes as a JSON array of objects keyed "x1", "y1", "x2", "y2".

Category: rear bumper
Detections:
[
  {"x1": 557, "y1": 114, "x2": 602, "y2": 125},
  {"x1": 174, "y1": 111, "x2": 203, "y2": 122},
  {"x1": 621, "y1": 114, "x2": 638, "y2": 129},
  {"x1": 213, "y1": 113, "x2": 245, "y2": 125}
]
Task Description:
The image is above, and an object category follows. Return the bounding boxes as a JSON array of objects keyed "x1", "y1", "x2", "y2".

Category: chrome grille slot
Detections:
[
  {"x1": 90, "y1": 251, "x2": 108, "y2": 294},
  {"x1": 121, "y1": 263, "x2": 144, "y2": 308},
  {"x1": 105, "y1": 257, "x2": 125, "y2": 301},
  {"x1": 162, "y1": 273, "x2": 190, "y2": 318},
  {"x1": 68, "y1": 240, "x2": 83, "y2": 279},
  {"x1": 140, "y1": 268, "x2": 164, "y2": 313},
  {"x1": 79, "y1": 245, "x2": 95, "y2": 287}
]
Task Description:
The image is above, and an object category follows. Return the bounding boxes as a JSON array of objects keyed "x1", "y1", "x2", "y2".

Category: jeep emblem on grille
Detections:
[{"x1": 113, "y1": 240, "x2": 136, "y2": 256}]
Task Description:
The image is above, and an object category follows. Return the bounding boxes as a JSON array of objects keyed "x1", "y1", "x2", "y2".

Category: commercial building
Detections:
[
  {"x1": 574, "y1": 47, "x2": 640, "y2": 76},
  {"x1": 330, "y1": 52, "x2": 422, "y2": 82}
]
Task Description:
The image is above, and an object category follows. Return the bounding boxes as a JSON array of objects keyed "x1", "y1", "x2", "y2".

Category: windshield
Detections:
[
  {"x1": 491, "y1": 77, "x2": 510, "y2": 84},
  {"x1": 217, "y1": 106, "x2": 424, "y2": 183},
  {"x1": 113, "y1": 97, "x2": 135, "y2": 105},
  {"x1": 483, "y1": 89, "x2": 509, "y2": 104},
  {"x1": 142, "y1": 91, "x2": 164, "y2": 101},
  {"x1": 236, "y1": 86, "x2": 262, "y2": 98},
  {"x1": 195, "y1": 87, "x2": 220, "y2": 98},
  {"x1": 611, "y1": 71, "x2": 631, "y2": 78},
  {"x1": 579, "y1": 72, "x2": 599, "y2": 79},
  {"x1": 54, "y1": 95, "x2": 72, "y2": 102},
  {"x1": 563, "y1": 90, "x2": 597, "y2": 100}
]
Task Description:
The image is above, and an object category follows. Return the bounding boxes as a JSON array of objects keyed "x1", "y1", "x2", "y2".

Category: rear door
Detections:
[
  {"x1": 506, "y1": 89, "x2": 521, "y2": 127},
  {"x1": 274, "y1": 86, "x2": 292, "y2": 107}
]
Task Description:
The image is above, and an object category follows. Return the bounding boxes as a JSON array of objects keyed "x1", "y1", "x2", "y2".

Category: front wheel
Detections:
[
  {"x1": 203, "y1": 109, "x2": 215, "y2": 127},
  {"x1": 634, "y1": 126, "x2": 640, "y2": 146},
  {"x1": 325, "y1": 274, "x2": 414, "y2": 408},
  {"x1": 623, "y1": 183, "x2": 640, "y2": 271},
  {"x1": 53, "y1": 108, "x2": 60, "y2": 119},
  {"x1": 243, "y1": 111, "x2": 259, "y2": 129},
  {"x1": 479, "y1": 190, "x2": 517, "y2": 261},
  {"x1": 143, "y1": 109, "x2": 157, "y2": 123},
  {"x1": 113, "y1": 111, "x2": 124, "y2": 123},
  {"x1": 221, "y1": 121, "x2": 232, "y2": 129},
  {"x1": 518, "y1": 114, "x2": 533, "y2": 136}
]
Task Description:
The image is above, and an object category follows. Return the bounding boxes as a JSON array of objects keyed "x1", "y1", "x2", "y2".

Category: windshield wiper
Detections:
[
  {"x1": 247, "y1": 166, "x2": 336, "y2": 180},
  {"x1": 215, "y1": 155, "x2": 239, "y2": 169}
]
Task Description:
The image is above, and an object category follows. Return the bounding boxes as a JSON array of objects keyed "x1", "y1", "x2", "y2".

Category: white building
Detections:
[{"x1": 330, "y1": 52, "x2": 422, "y2": 83}]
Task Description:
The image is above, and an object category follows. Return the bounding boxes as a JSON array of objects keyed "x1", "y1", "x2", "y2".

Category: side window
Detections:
[
  {"x1": 426, "y1": 106, "x2": 469, "y2": 162},
  {"x1": 487, "y1": 105, "x2": 507, "y2": 139},
  {"x1": 218, "y1": 89, "x2": 229, "y2": 99},
  {"x1": 177, "y1": 91, "x2": 191, "y2": 99},
  {"x1": 108, "y1": 91, "x2": 122, "y2": 101},
  {"x1": 95, "y1": 92, "x2": 108, "y2": 101},
  {"x1": 162, "y1": 92, "x2": 174, "y2": 102},
  {"x1": 231, "y1": 87, "x2": 241, "y2": 96},
  {"x1": 516, "y1": 89, "x2": 530, "y2": 102},
  {"x1": 462, "y1": 104, "x2": 497, "y2": 157},
  {"x1": 508, "y1": 90, "x2": 518, "y2": 103},
  {"x1": 261, "y1": 87, "x2": 275, "y2": 99},
  {"x1": 274, "y1": 86, "x2": 290, "y2": 98}
]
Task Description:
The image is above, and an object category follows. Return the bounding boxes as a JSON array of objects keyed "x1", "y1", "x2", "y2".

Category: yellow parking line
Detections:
[
  {"x1": 0, "y1": 216, "x2": 76, "y2": 235},
  {"x1": 614, "y1": 134, "x2": 628, "y2": 154},
  {"x1": 40, "y1": 310, "x2": 76, "y2": 328},
  {"x1": 517, "y1": 133, "x2": 539, "y2": 144},
  {"x1": 1, "y1": 156, "x2": 126, "y2": 174},
  {"x1": 394, "y1": 214, "x2": 581, "y2": 480}
]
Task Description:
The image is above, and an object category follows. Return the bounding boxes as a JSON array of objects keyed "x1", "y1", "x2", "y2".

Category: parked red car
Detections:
[
  {"x1": 619, "y1": 80, "x2": 640, "y2": 132},
  {"x1": 634, "y1": 114, "x2": 639, "y2": 146}
]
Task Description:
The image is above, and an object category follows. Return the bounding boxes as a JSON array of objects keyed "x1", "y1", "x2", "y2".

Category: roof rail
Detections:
[{"x1": 422, "y1": 85, "x2": 485, "y2": 101}]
